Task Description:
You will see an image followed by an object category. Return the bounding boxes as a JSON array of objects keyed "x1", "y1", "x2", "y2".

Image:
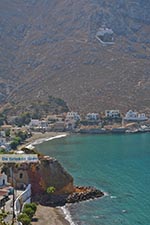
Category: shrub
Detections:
[
  {"x1": 18, "y1": 213, "x2": 31, "y2": 225},
  {"x1": 23, "y1": 208, "x2": 34, "y2": 219},
  {"x1": 24, "y1": 203, "x2": 37, "y2": 214},
  {"x1": 47, "y1": 186, "x2": 55, "y2": 194}
]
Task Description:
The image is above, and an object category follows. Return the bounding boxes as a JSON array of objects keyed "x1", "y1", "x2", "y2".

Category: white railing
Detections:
[{"x1": 14, "y1": 184, "x2": 31, "y2": 217}]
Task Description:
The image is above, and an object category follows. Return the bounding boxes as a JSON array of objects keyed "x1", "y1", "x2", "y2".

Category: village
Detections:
[
  {"x1": 0, "y1": 109, "x2": 150, "y2": 152},
  {"x1": 0, "y1": 108, "x2": 150, "y2": 224}
]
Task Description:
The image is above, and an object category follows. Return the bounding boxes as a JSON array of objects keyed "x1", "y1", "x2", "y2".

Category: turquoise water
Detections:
[{"x1": 36, "y1": 133, "x2": 150, "y2": 225}]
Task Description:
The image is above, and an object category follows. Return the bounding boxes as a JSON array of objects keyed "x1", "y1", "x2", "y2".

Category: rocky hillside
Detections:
[{"x1": 0, "y1": 0, "x2": 150, "y2": 113}]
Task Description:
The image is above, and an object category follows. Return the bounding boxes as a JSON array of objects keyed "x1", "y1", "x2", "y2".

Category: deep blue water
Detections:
[{"x1": 36, "y1": 133, "x2": 150, "y2": 225}]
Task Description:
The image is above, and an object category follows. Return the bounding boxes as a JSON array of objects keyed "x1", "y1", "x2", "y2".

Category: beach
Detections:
[
  {"x1": 19, "y1": 131, "x2": 69, "y2": 150},
  {"x1": 31, "y1": 205, "x2": 70, "y2": 225}
]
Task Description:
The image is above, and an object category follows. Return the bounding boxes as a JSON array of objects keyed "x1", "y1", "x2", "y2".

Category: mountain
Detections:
[{"x1": 0, "y1": 0, "x2": 150, "y2": 114}]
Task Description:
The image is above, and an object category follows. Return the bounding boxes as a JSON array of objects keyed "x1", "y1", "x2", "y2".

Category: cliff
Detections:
[
  {"x1": 4, "y1": 155, "x2": 74, "y2": 196},
  {"x1": 27, "y1": 156, "x2": 74, "y2": 196},
  {"x1": 3, "y1": 153, "x2": 103, "y2": 206}
]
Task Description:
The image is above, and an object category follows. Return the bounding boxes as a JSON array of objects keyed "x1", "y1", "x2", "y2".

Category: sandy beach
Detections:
[
  {"x1": 31, "y1": 205, "x2": 70, "y2": 225},
  {"x1": 19, "y1": 131, "x2": 68, "y2": 150}
]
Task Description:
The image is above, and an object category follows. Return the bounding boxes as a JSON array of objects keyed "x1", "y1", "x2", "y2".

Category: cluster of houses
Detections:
[
  {"x1": 27, "y1": 110, "x2": 149, "y2": 131},
  {"x1": 0, "y1": 109, "x2": 150, "y2": 209},
  {"x1": 0, "y1": 109, "x2": 150, "y2": 151}
]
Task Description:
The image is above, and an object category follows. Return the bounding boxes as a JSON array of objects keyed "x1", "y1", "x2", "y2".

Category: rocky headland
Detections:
[
  {"x1": 3, "y1": 151, "x2": 104, "y2": 207},
  {"x1": 29, "y1": 155, "x2": 104, "y2": 206}
]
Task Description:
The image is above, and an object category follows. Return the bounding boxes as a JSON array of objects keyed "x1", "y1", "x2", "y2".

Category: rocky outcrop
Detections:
[
  {"x1": 27, "y1": 156, "x2": 74, "y2": 196},
  {"x1": 35, "y1": 186, "x2": 104, "y2": 207},
  {"x1": 5, "y1": 155, "x2": 74, "y2": 196},
  {"x1": 67, "y1": 186, "x2": 104, "y2": 203},
  {"x1": 4, "y1": 154, "x2": 104, "y2": 206}
]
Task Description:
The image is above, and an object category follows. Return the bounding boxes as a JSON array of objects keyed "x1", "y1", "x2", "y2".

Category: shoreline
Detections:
[
  {"x1": 20, "y1": 132, "x2": 104, "y2": 225},
  {"x1": 31, "y1": 205, "x2": 71, "y2": 225},
  {"x1": 20, "y1": 131, "x2": 72, "y2": 225},
  {"x1": 19, "y1": 131, "x2": 69, "y2": 150}
]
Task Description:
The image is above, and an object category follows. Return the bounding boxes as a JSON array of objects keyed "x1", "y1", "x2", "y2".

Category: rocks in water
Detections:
[
  {"x1": 35, "y1": 186, "x2": 104, "y2": 207},
  {"x1": 67, "y1": 186, "x2": 104, "y2": 203}
]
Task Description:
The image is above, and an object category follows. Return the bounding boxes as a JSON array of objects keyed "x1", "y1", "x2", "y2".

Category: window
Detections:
[{"x1": 19, "y1": 173, "x2": 23, "y2": 179}]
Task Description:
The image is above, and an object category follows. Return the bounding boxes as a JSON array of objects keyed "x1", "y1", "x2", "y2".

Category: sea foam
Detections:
[
  {"x1": 26, "y1": 134, "x2": 67, "y2": 149},
  {"x1": 61, "y1": 205, "x2": 76, "y2": 225}
]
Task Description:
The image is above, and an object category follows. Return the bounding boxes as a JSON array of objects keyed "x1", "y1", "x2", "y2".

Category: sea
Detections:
[{"x1": 36, "y1": 133, "x2": 150, "y2": 225}]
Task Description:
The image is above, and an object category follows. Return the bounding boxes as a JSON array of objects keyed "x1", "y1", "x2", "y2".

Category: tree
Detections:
[
  {"x1": 17, "y1": 213, "x2": 31, "y2": 225},
  {"x1": 17, "y1": 131, "x2": 28, "y2": 141},
  {"x1": 0, "y1": 148, "x2": 6, "y2": 154},
  {"x1": 23, "y1": 208, "x2": 34, "y2": 219},
  {"x1": 14, "y1": 112, "x2": 31, "y2": 126},
  {"x1": 24, "y1": 203, "x2": 37, "y2": 214},
  {"x1": 10, "y1": 136, "x2": 22, "y2": 149},
  {"x1": 5, "y1": 129, "x2": 10, "y2": 137},
  {"x1": 47, "y1": 186, "x2": 55, "y2": 194},
  {"x1": 10, "y1": 140, "x2": 18, "y2": 150}
]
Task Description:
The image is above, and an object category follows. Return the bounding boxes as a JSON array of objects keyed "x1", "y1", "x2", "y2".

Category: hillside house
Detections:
[
  {"x1": 96, "y1": 27, "x2": 114, "y2": 44},
  {"x1": 29, "y1": 119, "x2": 41, "y2": 128},
  {"x1": 0, "y1": 172, "x2": 8, "y2": 187},
  {"x1": 86, "y1": 113, "x2": 100, "y2": 121},
  {"x1": 124, "y1": 110, "x2": 148, "y2": 121},
  {"x1": 29, "y1": 119, "x2": 48, "y2": 129},
  {"x1": 105, "y1": 110, "x2": 121, "y2": 119},
  {"x1": 66, "y1": 112, "x2": 80, "y2": 121},
  {"x1": 53, "y1": 121, "x2": 65, "y2": 132},
  {"x1": 65, "y1": 112, "x2": 80, "y2": 130}
]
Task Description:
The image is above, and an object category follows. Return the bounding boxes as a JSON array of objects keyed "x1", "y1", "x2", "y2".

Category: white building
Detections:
[
  {"x1": 65, "y1": 112, "x2": 80, "y2": 130},
  {"x1": 96, "y1": 27, "x2": 114, "y2": 44},
  {"x1": 105, "y1": 110, "x2": 120, "y2": 118},
  {"x1": 86, "y1": 113, "x2": 100, "y2": 121},
  {"x1": 29, "y1": 119, "x2": 48, "y2": 128},
  {"x1": 124, "y1": 110, "x2": 148, "y2": 121},
  {"x1": 66, "y1": 112, "x2": 80, "y2": 121},
  {"x1": 29, "y1": 119, "x2": 41, "y2": 127},
  {"x1": 0, "y1": 172, "x2": 8, "y2": 186}
]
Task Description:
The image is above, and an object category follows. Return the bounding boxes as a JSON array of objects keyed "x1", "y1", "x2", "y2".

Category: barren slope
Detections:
[{"x1": 0, "y1": 0, "x2": 150, "y2": 113}]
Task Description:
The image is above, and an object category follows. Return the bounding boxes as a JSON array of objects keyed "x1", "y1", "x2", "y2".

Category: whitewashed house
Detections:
[
  {"x1": 96, "y1": 27, "x2": 114, "y2": 44},
  {"x1": 0, "y1": 172, "x2": 8, "y2": 186},
  {"x1": 86, "y1": 113, "x2": 100, "y2": 121},
  {"x1": 29, "y1": 119, "x2": 48, "y2": 129},
  {"x1": 66, "y1": 112, "x2": 80, "y2": 121},
  {"x1": 124, "y1": 110, "x2": 148, "y2": 121},
  {"x1": 29, "y1": 119, "x2": 41, "y2": 128},
  {"x1": 65, "y1": 112, "x2": 80, "y2": 130},
  {"x1": 105, "y1": 110, "x2": 120, "y2": 118}
]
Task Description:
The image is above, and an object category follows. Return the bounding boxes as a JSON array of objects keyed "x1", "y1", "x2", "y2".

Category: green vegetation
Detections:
[
  {"x1": 23, "y1": 208, "x2": 34, "y2": 219},
  {"x1": 18, "y1": 213, "x2": 31, "y2": 225},
  {"x1": 30, "y1": 96, "x2": 69, "y2": 117},
  {"x1": 0, "y1": 113, "x2": 6, "y2": 126},
  {"x1": 23, "y1": 203, "x2": 37, "y2": 213},
  {"x1": 2, "y1": 95, "x2": 69, "y2": 120},
  {"x1": 10, "y1": 130, "x2": 29, "y2": 149},
  {"x1": 14, "y1": 112, "x2": 31, "y2": 126},
  {"x1": 10, "y1": 137, "x2": 21, "y2": 149},
  {"x1": 5, "y1": 129, "x2": 10, "y2": 137},
  {"x1": 18, "y1": 203, "x2": 37, "y2": 225},
  {"x1": 0, "y1": 148, "x2": 7, "y2": 154},
  {"x1": 47, "y1": 186, "x2": 55, "y2": 194},
  {"x1": 0, "y1": 211, "x2": 9, "y2": 225}
]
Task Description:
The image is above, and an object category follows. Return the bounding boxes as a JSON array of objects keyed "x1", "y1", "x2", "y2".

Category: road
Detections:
[{"x1": 1, "y1": 190, "x2": 24, "y2": 225}]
